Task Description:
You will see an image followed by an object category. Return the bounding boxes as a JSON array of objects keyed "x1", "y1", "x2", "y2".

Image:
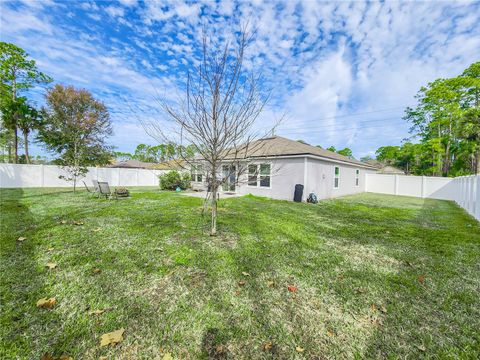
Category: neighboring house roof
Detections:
[
  {"x1": 212, "y1": 136, "x2": 375, "y2": 168},
  {"x1": 108, "y1": 160, "x2": 157, "y2": 169},
  {"x1": 152, "y1": 159, "x2": 186, "y2": 170},
  {"x1": 377, "y1": 165, "x2": 406, "y2": 174},
  {"x1": 365, "y1": 159, "x2": 383, "y2": 168},
  {"x1": 109, "y1": 159, "x2": 188, "y2": 170}
]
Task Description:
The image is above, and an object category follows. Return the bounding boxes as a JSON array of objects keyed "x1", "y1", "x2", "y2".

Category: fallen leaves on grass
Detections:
[
  {"x1": 416, "y1": 345, "x2": 426, "y2": 352},
  {"x1": 73, "y1": 221, "x2": 84, "y2": 226},
  {"x1": 355, "y1": 288, "x2": 366, "y2": 294},
  {"x1": 89, "y1": 309, "x2": 105, "y2": 316},
  {"x1": 47, "y1": 247, "x2": 55, "y2": 252},
  {"x1": 93, "y1": 227, "x2": 102, "y2": 232},
  {"x1": 234, "y1": 290, "x2": 241, "y2": 296},
  {"x1": 17, "y1": 237, "x2": 26, "y2": 242},
  {"x1": 327, "y1": 330, "x2": 335, "y2": 337},
  {"x1": 100, "y1": 328, "x2": 124, "y2": 347},
  {"x1": 162, "y1": 353, "x2": 173, "y2": 360},
  {"x1": 237, "y1": 280, "x2": 246, "y2": 286},
  {"x1": 214, "y1": 345, "x2": 226, "y2": 356},
  {"x1": 59, "y1": 220, "x2": 67, "y2": 224},
  {"x1": 46, "y1": 262, "x2": 57, "y2": 269},
  {"x1": 241, "y1": 271, "x2": 250, "y2": 276},
  {"x1": 36, "y1": 297, "x2": 56, "y2": 309},
  {"x1": 263, "y1": 342, "x2": 273, "y2": 351},
  {"x1": 296, "y1": 346, "x2": 305, "y2": 353},
  {"x1": 287, "y1": 284, "x2": 297, "y2": 293},
  {"x1": 418, "y1": 275, "x2": 426, "y2": 284},
  {"x1": 266, "y1": 280, "x2": 275, "y2": 288},
  {"x1": 93, "y1": 268, "x2": 102, "y2": 274}
]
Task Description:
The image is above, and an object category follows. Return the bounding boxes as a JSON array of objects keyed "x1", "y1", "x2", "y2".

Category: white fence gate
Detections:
[
  {"x1": 0, "y1": 164, "x2": 166, "y2": 188},
  {"x1": 366, "y1": 174, "x2": 480, "y2": 221}
]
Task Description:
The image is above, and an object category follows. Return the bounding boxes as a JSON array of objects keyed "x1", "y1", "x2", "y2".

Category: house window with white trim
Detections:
[
  {"x1": 248, "y1": 164, "x2": 258, "y2": 186},
  {"x1": 355, "y1": 169, "x2": 360, "y2": 187},
  {"x1": 259, "y1": 164, "x2": 271, "y2": 187},
  {"x1": 191, "y1": 164, "x2": 203, "y2": 182},
  {"x1": 248, "y1": 163, "x2": 271, "y2": 187},
  {"x1": 334, "y1": 166, "x2": 340, "y2": 188}
]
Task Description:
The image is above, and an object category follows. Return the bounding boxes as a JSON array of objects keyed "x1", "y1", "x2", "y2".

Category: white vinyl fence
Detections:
[
  {"x1": 0, "y1": 164, "x2": 166, "y2": 188},
  {"x1": 366, "y1": 174, "x2": 480, "y2": 221}
]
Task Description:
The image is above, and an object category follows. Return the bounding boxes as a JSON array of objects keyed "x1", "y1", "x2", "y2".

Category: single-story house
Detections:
[
  {"x1": 108, "y1": 159, "x2": 158, "y2": 169},
  {"x1": 376, "y1": 165, "x2": 405, "y2": 175},
  {"x1": 191, "y1": 136, "x2": 376, "y2": 201},
  {"x1": 109, "y1": 159, "x2": 186, "y2": 171},
  {"x1": 364, "y1": 160, "x2": 406, "y2": 175}
]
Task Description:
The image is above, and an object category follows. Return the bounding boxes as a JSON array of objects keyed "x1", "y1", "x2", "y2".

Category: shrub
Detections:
[{"x1": 159, "y1": 171, "x2": 191, "y2": 190}]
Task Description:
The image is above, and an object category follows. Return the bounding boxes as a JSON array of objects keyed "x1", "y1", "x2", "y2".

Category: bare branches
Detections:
[{"x1": 143, "y1": 25, "x2": 280, "y2": 234}]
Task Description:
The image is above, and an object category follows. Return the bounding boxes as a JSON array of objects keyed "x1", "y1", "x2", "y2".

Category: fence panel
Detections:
[
  {"x1": 0, "y1": 164, "x2": 166, "y2": 188},
  {"x1": 397, "y1": 176, "x2": 422, "y2": 197},
  {"x1": 366, "y1": 173, "x2": 479, "y2": 221}
]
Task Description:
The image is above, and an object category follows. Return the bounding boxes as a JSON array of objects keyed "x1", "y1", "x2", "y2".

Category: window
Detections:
[
  {"x1": 248, "y1": 164, "x2": 258, "y2": 186},
  {"x1": 334, "y1": 166, "x2": 340, "y2": 188},
  {"x1": 248, "y1": 163, "x2": 271, "y2": 188},
  {"x1": 191, "y1": 164, "x2": 203, "y2": 182},
  {"x1": 355, "y1": 169, "x2": 360, "y2": 187},
  {"x1": 259, "y1": 164, "x2": 271, "y2": 187}
]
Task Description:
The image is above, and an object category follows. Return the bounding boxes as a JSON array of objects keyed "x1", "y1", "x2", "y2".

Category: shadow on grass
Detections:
[{"x1": 0, "y1": 188, "x2": 63, "y2": 358}]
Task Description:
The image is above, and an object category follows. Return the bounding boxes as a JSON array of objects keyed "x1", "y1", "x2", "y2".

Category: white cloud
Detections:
[
  {"x1": 0, "y1": 5, "x2": 54, "y2": 35},
  {"x1": 2, "y1": 0, "x2": 479, "y2": 157},
  {"x1": 118, "y1": 0, "x2": 138, "y2": 6},
  {"x1": 104, "y1": 5, "x2": 124, "y2": 18}
]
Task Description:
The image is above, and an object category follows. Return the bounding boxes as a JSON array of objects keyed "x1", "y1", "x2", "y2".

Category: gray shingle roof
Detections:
[
  {"x1": 108, "y1": 160, "x2": 155, "y2": 169},
  {"x1": 225, "y1": 136, "x2": 375, "y2": 168}
]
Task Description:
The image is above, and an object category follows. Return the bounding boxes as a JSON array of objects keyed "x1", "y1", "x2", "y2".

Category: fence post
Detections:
[
  {"x1": 468, "y1": 175, "x2": 477, "y2": 216},
  {"x1": 394, "y1": 175, "x2": 399, "y2": 195},
  {"x1": 465, "y1": 176, "x2": 472, "y2": 214},
  {"x1": 476, "y1": 175, "x2": 480, "y2": 220}
]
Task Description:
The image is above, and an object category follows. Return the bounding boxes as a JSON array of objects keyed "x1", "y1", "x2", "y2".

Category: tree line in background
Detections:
[
  {"x1": 0, "y1": 42, "x2": 192, "y2": 174},
  {"x1": 370, "y1": 62, "x2": 479, "y2": 176},
  {"x1": 2, "y1": 42, "x2": 478, "y2": 182},
  {"x1": 0, "y1": 42, "x2": 116, "y2": 190},
  {"x1": 114, "y1": 143, "x2": 196, "y2": 163}
]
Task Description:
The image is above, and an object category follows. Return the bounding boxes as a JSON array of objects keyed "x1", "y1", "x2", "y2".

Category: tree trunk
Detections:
[
  {"x1": 23, "y1": 131, "x2": 30, "y2": 164},
  {"x1": 13, "y1": 127, "x2": 18, "y2": 164},
  {"x1": 211, "y1": 184, "x2": 217, "y2": 236},
  {"x1": 73, "y1": 176, "x2": 77, "y2": 193},
  {"x1": 476, "y1": 149, "x2": 480, "y2": 175},
  {"x1": 7, "y1": 134, "x2": 12, "y2": 163},
  {"x1": 12, "y1": 73, "x2": 18, "y2": 164}
]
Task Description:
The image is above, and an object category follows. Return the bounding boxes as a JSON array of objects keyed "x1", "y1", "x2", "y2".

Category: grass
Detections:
[{"x1": 1, "y1": 188, "x2": 479, "y2": 359}]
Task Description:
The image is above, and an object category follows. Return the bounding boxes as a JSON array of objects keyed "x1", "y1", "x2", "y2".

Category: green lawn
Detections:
[{"x1": 1, "y1": 188, "x2": 479, "y2": 359}]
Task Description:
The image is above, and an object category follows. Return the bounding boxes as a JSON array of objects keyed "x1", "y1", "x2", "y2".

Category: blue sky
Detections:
[{"x1": 2, "y1": 0, "x2": 479, "y2": 159}]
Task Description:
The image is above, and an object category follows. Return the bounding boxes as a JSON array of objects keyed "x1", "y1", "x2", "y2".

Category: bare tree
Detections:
[{"x1": 143, "y1": 26, "x2": 279, "y2": 235}]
